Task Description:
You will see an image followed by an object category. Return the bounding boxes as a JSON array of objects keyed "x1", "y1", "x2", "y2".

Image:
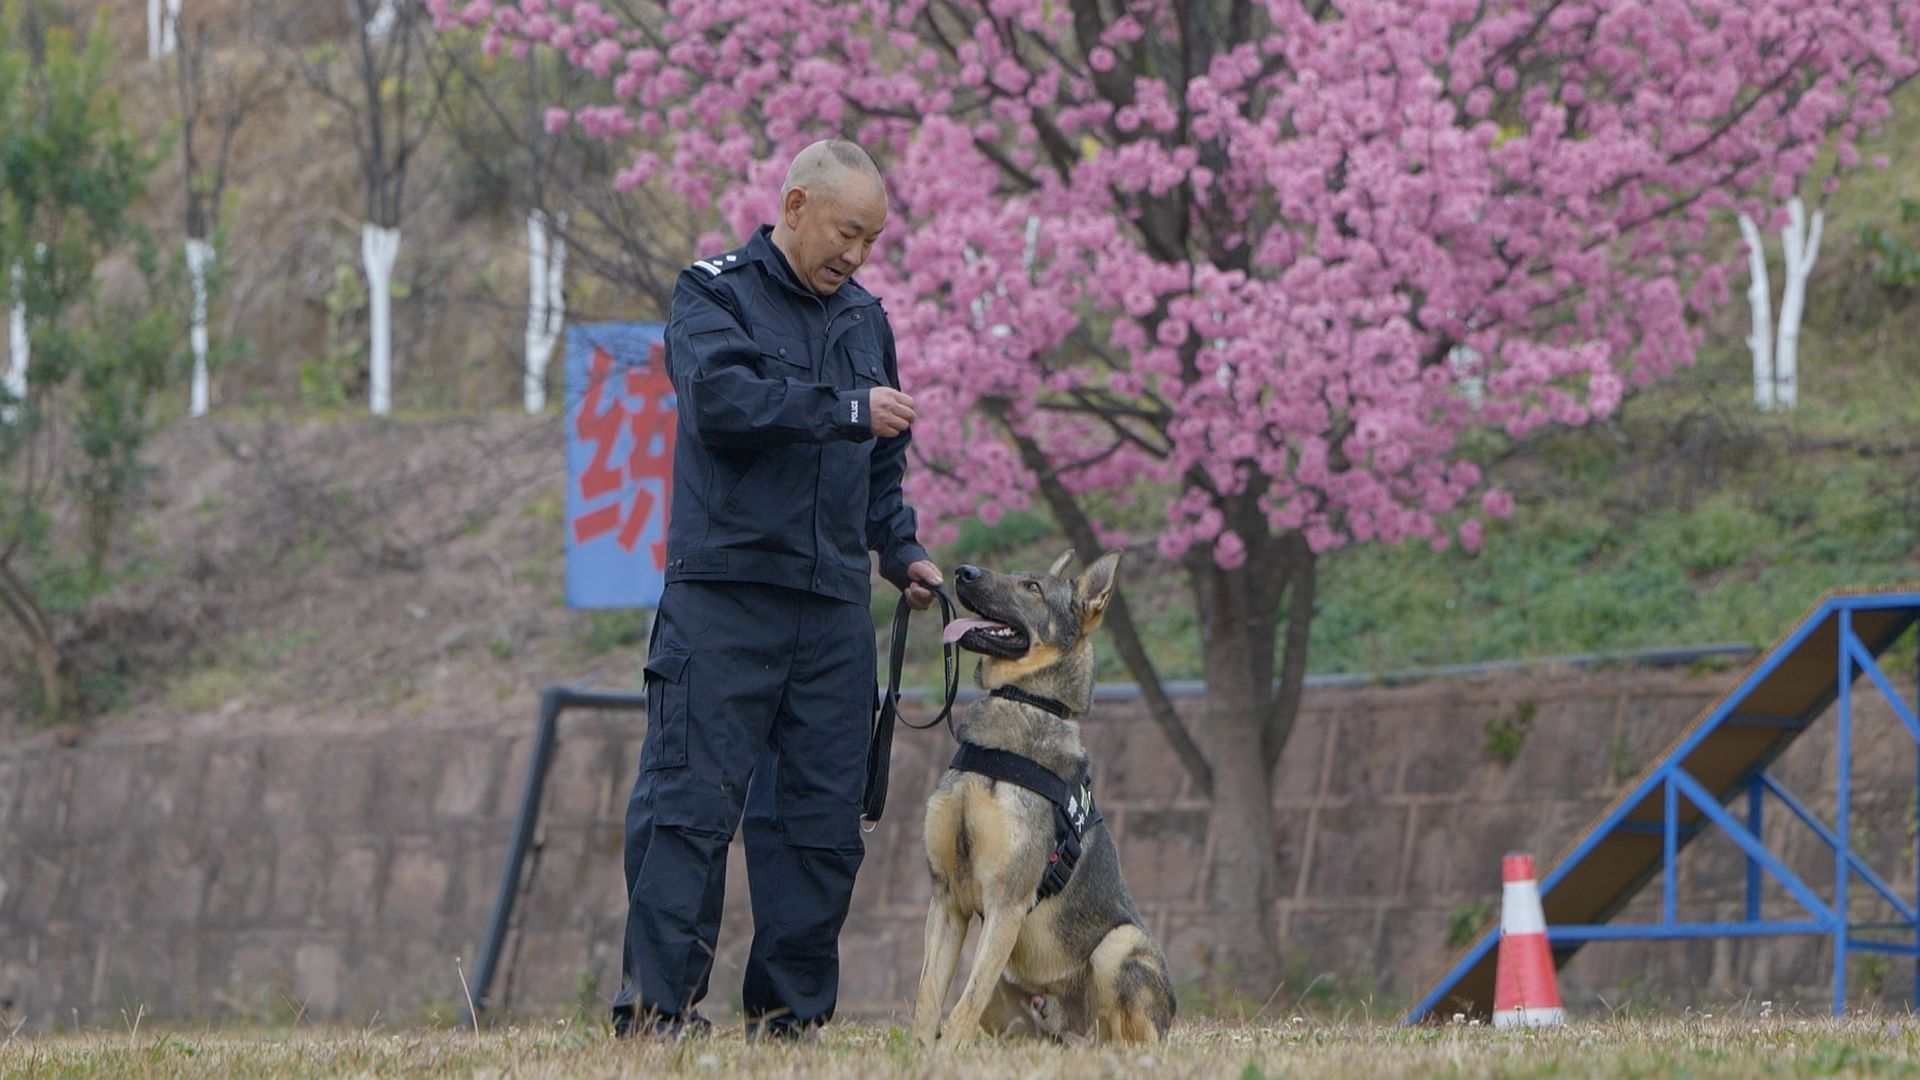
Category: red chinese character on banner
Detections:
[{"x1": 570, "y1": 341, "x2": 676, "y2": 571}]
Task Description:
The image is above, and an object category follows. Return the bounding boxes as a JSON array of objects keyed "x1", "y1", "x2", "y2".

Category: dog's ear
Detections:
[
  {"x1": 1047, "y1": 549, "x2": 1075, "y2": 580},
  {"x1": 1073, "y1": 550, "x2": 1122, "y2": 629}
]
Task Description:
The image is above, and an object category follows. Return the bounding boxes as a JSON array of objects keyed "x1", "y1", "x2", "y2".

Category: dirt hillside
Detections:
[{"x1": 0, "y1": 412, "x2": 656, "y2": 740}]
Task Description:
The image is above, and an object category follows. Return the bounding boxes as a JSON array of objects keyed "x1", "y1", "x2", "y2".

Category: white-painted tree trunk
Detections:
[
  {"x1": 1739, "y1": 198, "x2": 1823, "y2": 412},
  {"x1": 523, "y1": 209, "x2": 567, "y2": 414},
  {"x1": 365, "y1": 0, "x2": 398, "y2": 37},
  {"x1": 147, "y1": 0, "x2": 180, "y2": 59},
  {"x1": 1773, "y1": 197, "x2": 1822, "y2": 412},
  {"x1": 967, "y1": 216, "x2": 1039, "y2": 342},
  {"x1": 1449, "y1": 345, "x2": 1485, "y2": 410},
  {"x1": 3, "y1": 262, "x2": 25, "y2": 423},
  {"x1": 186, "y1": 238, "x2": 213, "y2": 417},
  {"x1": 1738, "y1": 213, "x2": 1775, "y2": 411},
  {"x1": 362, "y1": 223, "x2": 401, "y2": 416}
]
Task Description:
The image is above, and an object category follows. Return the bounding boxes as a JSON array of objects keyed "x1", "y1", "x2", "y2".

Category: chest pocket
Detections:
[
  {"x1": 841, "y1": 318, "x2": 887, "y2": 388},
  {"x1": 751, "y1": 324, "x2": 811, "y2": 378},
  {"x1": 848, "y1": 347, "x2": 885, "y2": 388}
]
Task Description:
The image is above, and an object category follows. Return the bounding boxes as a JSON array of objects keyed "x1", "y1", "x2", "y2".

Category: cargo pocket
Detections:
[
  {"x1": 642, "y1": 649, "x2": 691, "y2": 770},
  {"x1": 783, "y1": 809, "x2": 865, "y2": 856}
]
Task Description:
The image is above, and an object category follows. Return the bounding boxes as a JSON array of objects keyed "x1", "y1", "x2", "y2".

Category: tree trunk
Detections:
[
  {"x1": 30, "y1": 630, "x2": 60, "y2": 718},
  {"x1": 187, "y1": 237, "x2": 212, "y2": 417},
  {"x1": 1738, "y1": 212, "x2": 1775, "y2": 411},
  {"x1": 5, "y1": 260, "x2": 25, "y2": 423},
  {"x1": 362, "y1": 223, "x2": 400, "y2": 416},
  {"x1": 1774, "y1": 196, "x2": 1822, "y2": 411},
  {"x1": 1201, "y1": 650, "x2": 1282, "y2": 999},
  {"x1": 1192, "y1": 556, "x2": 1284, "y2": 999},
  {"x1": 524, "y1": 209, "x2": 566, "y2": 414},
  {"x1": 148, "y1": 0, "x2": 179, "y2": 60},
  {"x1": 0, "y1": 562, "x2": 62, "y2": 719}
]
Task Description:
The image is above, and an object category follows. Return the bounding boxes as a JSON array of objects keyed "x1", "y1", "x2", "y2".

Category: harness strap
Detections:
[
  {"x1": 949, "y1": 743, "x2": 1100, "y2": 901},
  {"x1": 989, "y1": 684, "x2": 1072, "y2": 718}
]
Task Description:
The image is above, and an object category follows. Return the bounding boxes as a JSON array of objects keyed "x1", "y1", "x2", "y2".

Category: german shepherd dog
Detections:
[{"x1": 912, "y1": 550, "x2": 1176, "y2": 1045}]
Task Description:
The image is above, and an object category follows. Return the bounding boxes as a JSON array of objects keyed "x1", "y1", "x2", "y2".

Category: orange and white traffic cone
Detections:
[{"x1": 1492, "y1": 852, "x2": 1565, "y2": 1029}]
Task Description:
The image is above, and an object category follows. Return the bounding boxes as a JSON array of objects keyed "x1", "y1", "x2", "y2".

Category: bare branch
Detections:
[{"x1": 173, "y1": 7, "x2": 289, "y2": 240}]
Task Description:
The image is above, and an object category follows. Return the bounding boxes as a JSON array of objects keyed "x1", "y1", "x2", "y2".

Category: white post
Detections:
[
  {"x1": 362, "y1": 223, "x2": 401, "y2": 416},
  {"x1": 524, "y1": 209, "x2": 566, "y2": 414},
  {"x1": 1773, "y1": 196, "x2": 1822, "y2": 412},
  {"x1": 186, "y1": 238, "x2": 213, "y2": 417},
  {"x1": 1738, "y1": 212, "x2": 1775, "y2": 411},
  {"x1": 4, "y1": 261, "x2": 26, "y2": 422}
]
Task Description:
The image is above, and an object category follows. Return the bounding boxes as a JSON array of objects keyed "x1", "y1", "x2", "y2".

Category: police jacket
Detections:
[{"x1": 661, "y1": 225, "x2": 928, "y2": 605}]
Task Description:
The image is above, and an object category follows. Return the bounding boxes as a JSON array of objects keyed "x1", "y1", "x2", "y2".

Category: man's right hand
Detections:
[{"x1": 869, "y1": 387, "x2": 916, "y2": 437}]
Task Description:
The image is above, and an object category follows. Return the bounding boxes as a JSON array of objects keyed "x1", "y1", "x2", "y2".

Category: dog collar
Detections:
[{"x1": 990, "y1": 684, "x2": 1072, "y2": 719}]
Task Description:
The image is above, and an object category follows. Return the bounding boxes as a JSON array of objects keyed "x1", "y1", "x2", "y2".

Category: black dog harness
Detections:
[{"x1": 951, "y1": 686, "x2": 1101, "y2": 903}]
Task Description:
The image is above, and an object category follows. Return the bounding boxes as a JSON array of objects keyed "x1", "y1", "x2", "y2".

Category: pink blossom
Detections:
[
  {"x1": 440, "y1": 0, "x2": 1917, "y2": 565},
  {"x1": 1214, "y1": 530, "x2": 1248, "y2": 570}
]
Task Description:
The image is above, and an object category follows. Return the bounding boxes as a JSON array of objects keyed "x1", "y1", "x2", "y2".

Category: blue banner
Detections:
[{"x1": 564, "y1": 322, "x2": 673, "y2": 609}]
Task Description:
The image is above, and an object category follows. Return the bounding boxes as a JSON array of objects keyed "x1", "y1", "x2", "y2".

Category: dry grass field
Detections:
[{"x1": 6, "y1": 1014, "x2": 1920, "y2": 1078}]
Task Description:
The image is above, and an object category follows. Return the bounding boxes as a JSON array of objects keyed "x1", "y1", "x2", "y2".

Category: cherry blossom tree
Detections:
[{"x1": 429, "y1": 0, "x2": 1920, "y2": 993}]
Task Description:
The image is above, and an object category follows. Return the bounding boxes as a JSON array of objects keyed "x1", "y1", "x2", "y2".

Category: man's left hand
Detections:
[{"x1": 903, "y1": 560, "x2": 943, "y2": 611}]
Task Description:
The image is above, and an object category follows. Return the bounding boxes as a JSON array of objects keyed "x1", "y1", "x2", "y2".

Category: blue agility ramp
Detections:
[{"x1": 1406, "y1": 587, "x2": 1920, "y2": 1023}]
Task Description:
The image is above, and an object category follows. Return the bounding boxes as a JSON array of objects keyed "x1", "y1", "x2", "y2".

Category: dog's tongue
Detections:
[{"x1": 943, "y1": 618, "x2": 1007, "y2": 644}]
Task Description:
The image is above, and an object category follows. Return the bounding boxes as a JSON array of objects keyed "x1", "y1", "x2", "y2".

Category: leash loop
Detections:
[{"x1": 860, "y1": 583, "x2": 960, "y2": 826}]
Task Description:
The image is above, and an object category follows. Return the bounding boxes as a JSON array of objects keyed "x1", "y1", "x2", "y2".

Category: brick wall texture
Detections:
[{"x1": 5, "y1": 666, "x2": 1919, "y2": 1029}]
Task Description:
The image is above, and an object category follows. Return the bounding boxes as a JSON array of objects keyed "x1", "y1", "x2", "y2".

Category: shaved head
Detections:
[
  {"x1": 782, "y1": 139, "x2": 883, "y2": 200},
  {"x1": 771, "y1": 140, "x2": 889, "y2": 296}
]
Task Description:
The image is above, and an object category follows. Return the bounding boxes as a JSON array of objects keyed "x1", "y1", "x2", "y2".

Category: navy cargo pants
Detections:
[{"x1": 612, "y1": 581, "x2": 874, "y2": 1034}]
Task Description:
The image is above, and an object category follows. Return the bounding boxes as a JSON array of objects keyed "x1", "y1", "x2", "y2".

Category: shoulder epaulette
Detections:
[{"x1": 689, "y1": 248, "x2": 749, "y2": 277}]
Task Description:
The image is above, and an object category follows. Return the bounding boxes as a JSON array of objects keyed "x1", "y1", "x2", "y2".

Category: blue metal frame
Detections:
[{"x1": 1405, "y1": 591, "x2": 1920, "y2": 1023}]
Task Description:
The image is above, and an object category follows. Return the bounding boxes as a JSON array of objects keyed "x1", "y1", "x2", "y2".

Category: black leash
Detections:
[{"x1": 861, "y1": 583, "x2": 960, "y2": 827}]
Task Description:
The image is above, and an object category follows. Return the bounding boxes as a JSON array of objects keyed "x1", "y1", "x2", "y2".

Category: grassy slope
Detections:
[{"x1": 910, "y1": 92, "x2": 1920, "y2": 689}]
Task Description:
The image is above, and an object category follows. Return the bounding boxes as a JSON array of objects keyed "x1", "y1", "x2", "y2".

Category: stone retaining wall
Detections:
[{"x1": 4, "y1": 666, "x2": 1916, "y2": 1029}]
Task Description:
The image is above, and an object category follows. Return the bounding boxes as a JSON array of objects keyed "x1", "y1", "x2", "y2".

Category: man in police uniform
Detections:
[{"x1": 613, "y1": 140, "x2": 942, "y2": 1040}]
